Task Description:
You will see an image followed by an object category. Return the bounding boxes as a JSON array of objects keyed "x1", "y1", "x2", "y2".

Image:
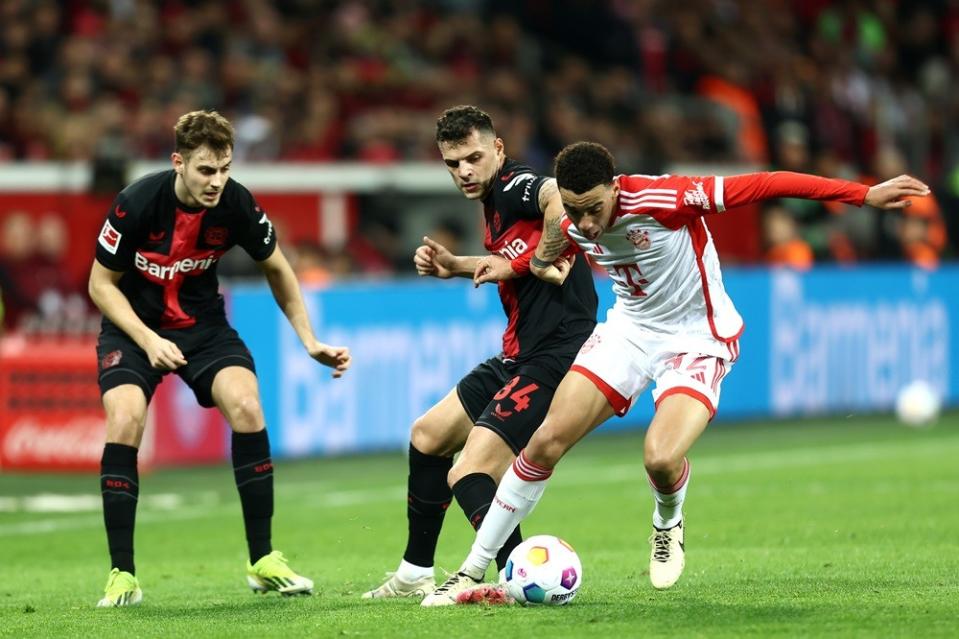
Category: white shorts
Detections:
[{"x1": 570, "y1": 310, "x2": 740, "y2": 419}]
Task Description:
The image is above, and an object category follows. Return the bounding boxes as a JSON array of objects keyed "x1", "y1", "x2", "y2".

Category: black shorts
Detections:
[
  {"x1": 456, "y1": 355, "x2": 567, "y2": 454},
  {"x1": 96, "y1": 319, "x2": 256, "y2": 408}
]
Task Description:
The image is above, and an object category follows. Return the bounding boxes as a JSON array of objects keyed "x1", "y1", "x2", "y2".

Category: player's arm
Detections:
[
  {"x1": 87, "y1": 261, "x2": 186, "y2": 370},
  {"x1": 529, "y1": 179, "x2": 576, "y2": 286},
  {"x1": 471, "y1": 179, "x2": 578, "y2": 286},
  {"x1": 413, "y1": 235, "x2": 491, "y2": 279},
  {"x1": 257, "y1": 246, "x2": 351, "y2": 378},
  {"x1": 721, "y1": 172, "x2": 929, "y2": 210}
]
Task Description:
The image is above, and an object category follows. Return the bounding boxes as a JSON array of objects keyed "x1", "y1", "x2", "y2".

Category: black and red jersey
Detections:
[
  {"x1": 483, "y1": 159, "x2": 598, "y2": 380},
  {"x1": 95, "y1": 170, "x2": 276, "y2": 330}
]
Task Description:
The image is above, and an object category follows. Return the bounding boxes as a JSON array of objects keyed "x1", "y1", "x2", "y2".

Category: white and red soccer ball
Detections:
[{"x1": 503, "y1": 535, "x2": 582, "y2": 605}]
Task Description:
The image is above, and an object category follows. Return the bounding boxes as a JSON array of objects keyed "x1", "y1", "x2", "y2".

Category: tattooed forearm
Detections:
[
  {"x1": 536, "y1": 213, "x2": 569, "y2": 262},
  {"x1": 534, "y1": 178, "x2": 570, "y2": 264}
]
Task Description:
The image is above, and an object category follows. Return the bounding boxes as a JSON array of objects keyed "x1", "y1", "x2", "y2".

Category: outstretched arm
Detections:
[
  {"x1": 413, "y1": 235, "x2": 495, "y2": 279},
  {"x1": 722, "y1": 171, "x2": 929, "y2": 210},
  {"x1": 258, "y1": 246, "x2": 351, "y2": 378}
]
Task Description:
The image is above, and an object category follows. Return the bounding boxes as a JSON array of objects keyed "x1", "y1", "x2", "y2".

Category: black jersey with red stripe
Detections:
[
  {"x1": 483, "y1": 159, "x2": 597, "y2": 379},
  {"x1": 94, "y1": 170, "x2": 276, "y2": 330}
]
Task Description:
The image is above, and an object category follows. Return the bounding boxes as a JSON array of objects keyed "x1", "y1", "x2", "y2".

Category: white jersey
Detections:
[{"x1": 562, "y1": 173, "x2": 743, "y2": 343}]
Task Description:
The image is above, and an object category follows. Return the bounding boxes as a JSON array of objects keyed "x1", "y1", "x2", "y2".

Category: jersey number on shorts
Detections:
[{"x1": 493, "y1": 376, "x2": 541, "y2": 416}]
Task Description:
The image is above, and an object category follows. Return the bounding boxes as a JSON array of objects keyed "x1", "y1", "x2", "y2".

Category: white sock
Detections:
[
  {"x1": 650, "y1": 457, "x2": 690, "y2": 529},
  {"x1": 396, "y1": 559, "x2": 434, "y2": 582},
  {"x1": 459, "y1": 450, "x2": 553, "y2": 580}
]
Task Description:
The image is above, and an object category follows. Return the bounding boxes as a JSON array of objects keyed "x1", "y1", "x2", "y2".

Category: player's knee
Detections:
[
  {"x1": 526, "y1": 428, "x2": 567, "y2": 468},
  {"x1": 643, "y1": 442, "x2": 682, "y2": 478},
  {"x1": 225, "y1": 393, "x2": 264, "y2": 431},
  {"x1": 410, "y1": 415, "x2": 454, "y2": 456},
  {"x1": 105, "y1": 408, "x2": 145, "y2": 446}
]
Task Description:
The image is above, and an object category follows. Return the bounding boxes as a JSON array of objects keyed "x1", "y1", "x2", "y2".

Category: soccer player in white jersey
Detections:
[{"x1": 422, "y1": 141, "x2": 929, "y2": 604}]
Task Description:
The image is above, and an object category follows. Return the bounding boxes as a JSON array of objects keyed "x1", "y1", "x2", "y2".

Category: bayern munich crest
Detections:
[
  {"x1": 626, "y1": 226, "x2": 651, "y2": 250},
  {"x1": 578, "y1": 333, "x2": 602, "y2": 354}
]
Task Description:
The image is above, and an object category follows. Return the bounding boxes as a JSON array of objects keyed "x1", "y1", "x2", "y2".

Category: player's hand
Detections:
[
  {"x1": 864, "y1": 175, "x2": 931, "y2": 210},
  {"x1": 414, "y1": 236, "x2": 457, "y2": 279},
  {"x1": 530, "y1": 255, "x2": 576, "y2": 286},
  {"x1": 307, "y1": 342, "x2": 352, "y2": 378},
  {"x1": 473, "y1": 255, "x2": 516, "y2": 286},
  {"x1": 142, "y1": 333, "x2": 187, "y2": 370}
]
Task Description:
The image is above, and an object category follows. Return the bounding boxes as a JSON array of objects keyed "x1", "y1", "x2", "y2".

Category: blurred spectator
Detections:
[
  {"x1": 292, "y1": 241, "x2": 334, "y2": 287},
  {"x1": 428, "y1": 217, "x2": 466, "y2": 257},
  {"x1": 0, "y1": 0, "x2": 950, "y2": 269},
  {"x1": 0, "y1": 212, "x2": 89, "y2": 332},
  {"x1": 0, "y1": 211, "x2": 36, "y2": 329},
  {"x1": 762, "y1": 203, "x2": 814, "y2": 270},
  {"x1": 29, "y1": 214, "x2": 90, "y2": 332},
  {"x1": 896, "y1": 194, "x2": 947, "y2": 270}
]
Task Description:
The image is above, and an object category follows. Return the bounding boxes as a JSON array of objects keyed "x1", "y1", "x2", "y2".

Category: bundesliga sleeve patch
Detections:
[{"x1": 98, "y1": 219, "x2": 122, "y2": 254}]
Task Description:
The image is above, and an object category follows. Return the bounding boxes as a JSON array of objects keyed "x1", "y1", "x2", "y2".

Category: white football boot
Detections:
[
  {"x1": 649, "y1": 520, "x2": 685, "y2": 589},
  {"x1": 362, "y1": 572, "x2": 435, "y2": 600}
]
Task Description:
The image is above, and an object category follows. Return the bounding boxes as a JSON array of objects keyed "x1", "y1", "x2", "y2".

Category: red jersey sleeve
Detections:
[
  {"x1": 510, "y1": 252, "x2": 532, "y2": 275},
  {"x1": 721, "y1": 171, "x2": 869, "y2": 209},
  {"x1": 617, "y1": 172, "x2": 869, "y2": 230}
]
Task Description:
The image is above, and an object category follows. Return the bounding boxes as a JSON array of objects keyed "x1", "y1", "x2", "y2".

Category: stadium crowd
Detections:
[{"x1": 1, "y1": 0, "x2": 957, "y2": 331}]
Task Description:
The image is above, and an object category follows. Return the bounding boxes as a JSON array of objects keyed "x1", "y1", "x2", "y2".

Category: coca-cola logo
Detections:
[{"x1": 2, "y1": 417, "x2": 105, "y2": 465}]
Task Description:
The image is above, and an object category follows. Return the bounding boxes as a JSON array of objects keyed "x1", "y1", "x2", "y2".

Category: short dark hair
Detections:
[
  {"x1": 435, "y1": 105, "x2": 495, "y2": 144},
  {"x1": 174, "y1": 110, "x2": 234, "y2": 158},
  {"x1": 554, "y1": 142, "x2": 616, "y2": 194}
]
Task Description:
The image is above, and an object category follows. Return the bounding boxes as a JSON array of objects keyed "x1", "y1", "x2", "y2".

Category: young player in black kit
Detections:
[
  {"x1": 88, "y1": 110, "x2": 351, "y2": 607},
  {"x1": 362, "y1": 106, "x2": 597, "y2": 601}
]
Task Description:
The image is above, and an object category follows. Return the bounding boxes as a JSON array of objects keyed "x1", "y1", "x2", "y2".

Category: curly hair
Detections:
[
  {"x1": 435, "y1": 105, "x2": 496, "y2": 144},
  {"x1": 174, "y1": 110, "x2": 234, "y2": 158},
  {"x1": 554, "y1": 142, "x2": 616, "y2": 194}
]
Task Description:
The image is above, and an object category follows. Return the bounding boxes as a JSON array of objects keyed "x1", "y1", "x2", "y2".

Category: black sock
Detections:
[
  {"x1": 451, "y1": 472, "x2": 523, "y2": 571},
  {"x1": 101, "y1": 443, "x2": 139, "y2": 575},
  {"x1": 403, "y1": 443, "x2": 453, "y2": 568},
  {"x1": 232, "y1": 430, "x2": 273, "y2": 564}
]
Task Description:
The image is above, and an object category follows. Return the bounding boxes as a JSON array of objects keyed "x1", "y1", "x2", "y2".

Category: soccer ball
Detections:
[
  {"x1": 503, "y1": 535, "x2": 582, "y2": 605},
  {"x1": 895, "y1": 380, "x2": 941, "y2": 427}
]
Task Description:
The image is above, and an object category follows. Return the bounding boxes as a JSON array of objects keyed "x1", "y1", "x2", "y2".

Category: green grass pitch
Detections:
[{"x1": 1, "y1": 413, "x2": 957, "y2": 638}]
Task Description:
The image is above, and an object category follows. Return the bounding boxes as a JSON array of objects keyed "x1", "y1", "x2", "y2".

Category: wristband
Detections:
[{"x1": 531, "y1": 255, "x2": 552, "y2": 270}]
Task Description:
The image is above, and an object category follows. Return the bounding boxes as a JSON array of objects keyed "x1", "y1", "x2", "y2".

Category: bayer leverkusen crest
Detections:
[{"x1": 204, "y1": 226, "x2": 229, "y2": 245}]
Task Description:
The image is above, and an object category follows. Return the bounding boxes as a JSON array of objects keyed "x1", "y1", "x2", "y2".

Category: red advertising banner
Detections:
[
  {"x1": 0, "y1": 335, "x2": 111, "y2": 471},
  {"x1": 0, "y1": 335, "x2": 228, "y2": 472},
  {"x1": 149, "y1": 374, "x2": 228, "y2": 467}
]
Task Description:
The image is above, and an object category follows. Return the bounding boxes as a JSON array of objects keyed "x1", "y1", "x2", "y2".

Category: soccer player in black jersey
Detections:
[
  {"x1": 88, "y1": 110, "x2": 351, "y2": 607},
  {"x1": 362, "y1": 106, "x2": 597, "y2": 601}
]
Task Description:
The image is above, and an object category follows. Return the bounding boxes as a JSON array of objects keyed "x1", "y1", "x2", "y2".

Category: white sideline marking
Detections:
[
  {"x1": 0, "y1": 493, "x2": 188, "y2": 514},
  {"x1": 1, "y1": 436, "x2": 955, "y2": 537}
]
